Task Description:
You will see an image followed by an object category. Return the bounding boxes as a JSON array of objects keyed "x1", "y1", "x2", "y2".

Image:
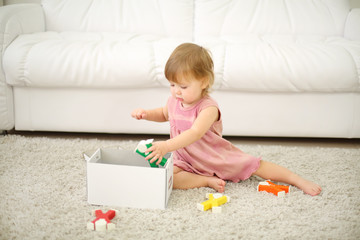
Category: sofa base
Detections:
[{"x1": 13, "y1": 87, "x2": 360, "y2": 138}]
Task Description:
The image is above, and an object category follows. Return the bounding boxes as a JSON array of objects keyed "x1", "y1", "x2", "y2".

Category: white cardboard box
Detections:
[{"x1": 84, "y1": 148, "x2": 173, "y2": 210}]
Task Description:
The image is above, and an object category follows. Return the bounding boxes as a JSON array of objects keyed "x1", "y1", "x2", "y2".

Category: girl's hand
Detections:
[
  {"x1": 131, "y1": 108, "x2": 147, "y2": 120},
  {"x1": 145, "y1": 141, "x2": 169, "y2": 165}
]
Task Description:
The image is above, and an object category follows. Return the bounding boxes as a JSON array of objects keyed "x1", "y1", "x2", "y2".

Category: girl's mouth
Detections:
[{"x1": 176, "y1": 97, "x2": 183, "y2": 102}]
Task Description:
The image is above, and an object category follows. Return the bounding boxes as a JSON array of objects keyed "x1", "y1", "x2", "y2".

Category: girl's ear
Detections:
[{"x1": 201, "y1": 77, "x2": 209, "y2": 89}]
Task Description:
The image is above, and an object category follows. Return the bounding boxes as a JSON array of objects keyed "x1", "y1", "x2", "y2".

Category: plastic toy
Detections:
[
  {"x1": 197, "y1": 193, "x2": 230, "y2": 213},
  {"x1": 257, "y1": 180, "x2": 290, "y2": 197},
  {"x1": 87, "y1": 209, "x2": 118, "y2": 231},
  {"x1": 135, "y1": 139, "x2": 168, "y2": 168}
]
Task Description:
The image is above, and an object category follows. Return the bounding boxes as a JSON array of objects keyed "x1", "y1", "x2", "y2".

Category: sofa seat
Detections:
[{"x1": 5, "y1": 32, "x2": 359, "y2": 94}]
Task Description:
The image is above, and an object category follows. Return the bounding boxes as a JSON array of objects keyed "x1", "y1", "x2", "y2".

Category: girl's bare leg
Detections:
[
  {"x1": 173, "y1": 166, "x2": 226, "y2": 193},
  {"x1": 253, "y1": 160, "x2": 321, "y2": 196}
]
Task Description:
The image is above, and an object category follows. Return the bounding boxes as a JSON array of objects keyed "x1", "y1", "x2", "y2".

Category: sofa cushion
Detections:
[
  {"x1": 4, "y1": 32, "x2": 360, "y2": 93},
  {"x1": 3, "y1": 32, "x2": 185, "y2": 89},
  {"x1": 203, "y1": 36, "x2": 360, "y2": 92},
  {"x1": 42, "y1": 0, "x2": 193, "y2": 38}
]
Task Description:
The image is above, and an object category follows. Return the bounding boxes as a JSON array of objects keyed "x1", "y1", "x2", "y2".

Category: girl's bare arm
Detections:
[
  {"x1": 131, "y1": 105, "x2": 168, "y2": 122},
  {"x1": 146, "y1": 106, "x2": 219, "y2": 163}
]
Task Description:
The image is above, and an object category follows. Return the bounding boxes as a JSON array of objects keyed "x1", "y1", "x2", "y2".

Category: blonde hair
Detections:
[{"x1": 165, "y1": 43, "x2": 214, "y2": 95}]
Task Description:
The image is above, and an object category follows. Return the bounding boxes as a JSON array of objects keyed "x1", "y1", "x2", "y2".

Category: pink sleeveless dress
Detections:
[{"x1": 167, "y1": 96, "x2": 261, "y2": 182}]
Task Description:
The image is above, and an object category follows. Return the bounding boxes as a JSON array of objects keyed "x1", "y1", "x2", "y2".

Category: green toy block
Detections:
[{"x1": 135, "y1": 139, "x2": 168, "y2": 168}]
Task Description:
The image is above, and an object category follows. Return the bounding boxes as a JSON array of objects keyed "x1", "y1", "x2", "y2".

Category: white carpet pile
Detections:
[{"x1": 0, "y1": 134, "x2": 359, "y2": 240}]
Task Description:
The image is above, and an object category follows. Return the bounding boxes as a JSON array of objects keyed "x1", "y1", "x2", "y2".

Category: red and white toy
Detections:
[{"x1": 87, "y1": 209, "x2": 118, "y2": 231}]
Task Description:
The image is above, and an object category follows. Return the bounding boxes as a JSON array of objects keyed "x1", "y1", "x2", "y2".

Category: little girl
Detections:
[{"x1": 131, "y1": 43, "x2": 321, "y2": 196}]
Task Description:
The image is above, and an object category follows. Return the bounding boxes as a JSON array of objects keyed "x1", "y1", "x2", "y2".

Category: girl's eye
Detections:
[
  {"x1": 170, "y1": 83, "x2": 175, "y2": 87},
  {"x1": 180, "y1": 86, "x2": 187, "y2": 89}
]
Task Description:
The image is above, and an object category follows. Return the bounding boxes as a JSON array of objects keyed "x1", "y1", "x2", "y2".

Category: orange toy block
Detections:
[{"x1": 257, "y1": 180, "x2": 290, "y2": 197}]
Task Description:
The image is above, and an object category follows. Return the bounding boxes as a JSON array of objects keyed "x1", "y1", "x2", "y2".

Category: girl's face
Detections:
[{"x1": 170, "y1": 76, "x2": 208, "y2": 108}]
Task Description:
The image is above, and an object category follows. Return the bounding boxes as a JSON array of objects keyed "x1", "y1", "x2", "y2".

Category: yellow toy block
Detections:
[{"x1": 197, "y1": 193, "x2": 230, "y2": 213}]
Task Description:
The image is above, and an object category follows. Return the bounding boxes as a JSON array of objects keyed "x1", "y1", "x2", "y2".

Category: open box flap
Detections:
[
  {"x1": 83, "y1": 146, "x2": 124, "y2": 162},
  {"x1": 83, "y1": 148, "x2": 101, "y2": 162}
]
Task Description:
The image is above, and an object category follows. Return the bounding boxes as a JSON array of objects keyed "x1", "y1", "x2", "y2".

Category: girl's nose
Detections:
[{"x1": 175, "y1": 86, "x2": 181, "y2": 95}]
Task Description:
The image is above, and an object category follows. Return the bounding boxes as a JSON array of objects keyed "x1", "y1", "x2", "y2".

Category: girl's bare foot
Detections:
[
  {"x1": 296, "y1": 178, "x2": 322, "y2": 196},
  {"x1": 253, "y1": 160, "x2": 321, "y2": 197},
  {"x1": 207, "y1": 176, "x2": 226, "y2": 193}
]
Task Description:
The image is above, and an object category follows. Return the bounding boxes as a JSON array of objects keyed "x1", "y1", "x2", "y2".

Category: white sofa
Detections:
[{"x1": 1, "y1": 0, "x2": 360, "y2": 138}]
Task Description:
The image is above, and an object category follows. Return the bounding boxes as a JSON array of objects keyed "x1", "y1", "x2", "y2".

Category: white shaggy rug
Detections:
[{"x1": 0, "y1": 134, "x2": 359, "y2": 240}]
